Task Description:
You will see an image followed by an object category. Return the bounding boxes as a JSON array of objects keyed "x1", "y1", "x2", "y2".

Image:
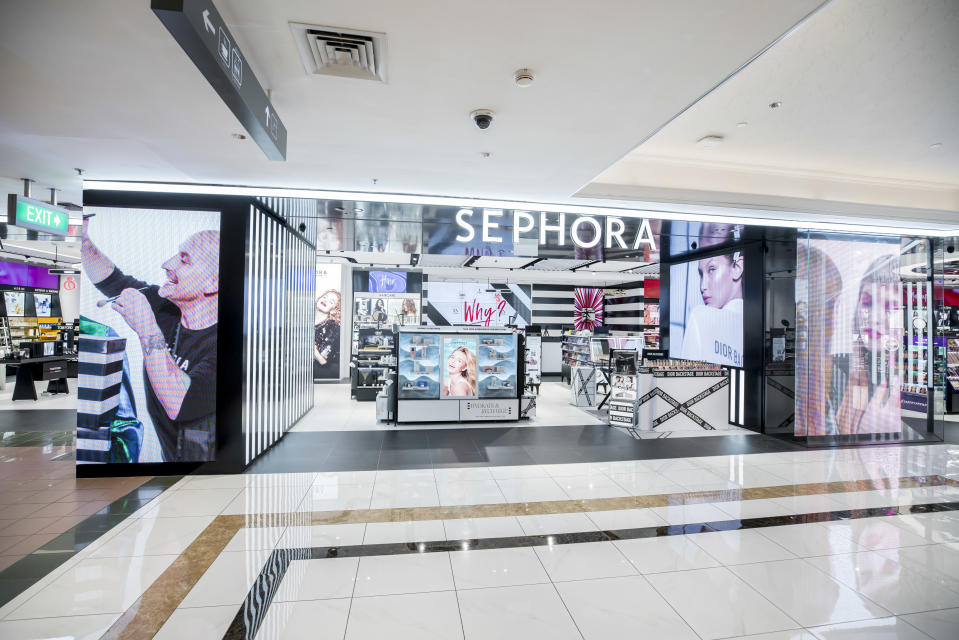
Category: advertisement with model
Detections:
[
  {"x1": 78, "y1": 207, "x2": 221, "y2": 464},
  {"x1": 314, "y1": 263, "x2": 342, "y2": 380}
]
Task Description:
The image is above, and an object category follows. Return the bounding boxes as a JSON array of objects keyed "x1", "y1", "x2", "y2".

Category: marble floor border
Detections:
[
  {"x1": 222, "y1": 499, "x2": 959, "y2": 640},
  {"x1": 101, "y1": 473, "x2": 957, "y2": 639}
]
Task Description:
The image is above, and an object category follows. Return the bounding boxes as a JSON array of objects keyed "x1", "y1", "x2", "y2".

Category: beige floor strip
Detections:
[{"x1": 102, "y1": 473, "x2": 955, "y2": 639}]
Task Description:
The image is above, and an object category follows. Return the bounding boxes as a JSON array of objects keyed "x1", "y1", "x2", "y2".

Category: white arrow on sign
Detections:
[{"x1": 202, "y1": 9, "x2": 214, "y2": 35}]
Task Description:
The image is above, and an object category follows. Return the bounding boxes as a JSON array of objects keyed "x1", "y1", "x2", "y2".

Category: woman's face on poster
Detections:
[
  {"x1": 316, "y1": 292, "x2": 338, "y2": 314},
  {"x1": 858, "y1": 282, "x2": 900, "y2": 349},
  {"x1": 447, "y1": 350, "x2": 468, "y2": 375},
  {"x1": 698, "y1": 254, "x2": 743, "y2": 309}
]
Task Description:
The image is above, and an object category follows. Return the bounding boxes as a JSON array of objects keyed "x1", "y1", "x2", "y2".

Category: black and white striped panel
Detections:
[
  {"x1": 605, "y1": 280, "x2": 645, "y2": 332},
  {"x1": 422, "y1": 281, "x2": 532, "y2": 326},
  {"x1": 531, "y1": 284, "x2": 576, "y2": 330},
  {"x1": 243, "y1": 203, "x2": 315, "y2": 465},
  {"x1": 254, "y1": 197, "x2": 319, "y2": 247}
]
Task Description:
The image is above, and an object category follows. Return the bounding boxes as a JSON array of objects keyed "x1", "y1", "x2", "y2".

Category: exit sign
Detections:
[{"x1": 7, "y1": 195, "x2": 70, "y2": 236}]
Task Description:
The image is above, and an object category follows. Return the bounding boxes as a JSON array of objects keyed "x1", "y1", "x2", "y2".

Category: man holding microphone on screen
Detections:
[{"x1": 81, "y1": 217, "x2": 220, "y2": 462}]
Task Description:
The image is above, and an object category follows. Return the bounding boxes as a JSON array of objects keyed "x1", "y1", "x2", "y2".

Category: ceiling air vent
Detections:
[{"x1": 290, "y1": 23, "x2": 387, "y2": 83}]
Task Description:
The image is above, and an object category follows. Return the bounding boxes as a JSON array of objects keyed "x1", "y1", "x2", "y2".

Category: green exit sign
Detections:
[{"x1": 7, "y1": 194, "x2": 70, "y2": 236}]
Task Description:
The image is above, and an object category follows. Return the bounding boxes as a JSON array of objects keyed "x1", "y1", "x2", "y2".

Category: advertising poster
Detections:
[
  {"x1": 795, "y1": 237, "x2": 902, "y2": 436},
  {"x1": 78, "y1": 207, "x2": 221, "y2": 464},
  {"x1": 314, "y1": 263, "x2": 343, "y2": 381},
  {"x1": 669, "y1": 250, "x2": 744, "y2": 367},
  {"x1": 441, "y1": 335, "x2": 478, "y2": 398},
  {"x1": 478, "y1": 334, "x2": 517, "y2": 398},
  {"x1": 611, "y1": 374, "x2": 638, "y2": 401},
  {"x1": 34, "y1": 293, "x2": 52, "y2": 316},
  {"x1": 426, "y1": 282, "x2": 531, "y2": 327},
  {"x1": 368, "y1": 271, "x2": 407, "y2": 293},
  {"x1": 354, "y1": 218, "x2": 421, "y2": 253},
  {"x1": 397, "y1": 333, "x2": 440, "y2": 399},
  {"x1": 3, "y1": 291, "x2": 25, "y2": 316},
  {"x1": 354, "y1": 294, "x2": 420, "y2": 325},
  {"x1": 573, "y1": 287, "x2": 604, "y2": 331}
]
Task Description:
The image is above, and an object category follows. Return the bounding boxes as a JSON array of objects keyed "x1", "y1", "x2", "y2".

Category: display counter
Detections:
[
  {"x1": 395, "y1": 327, "x2": 522, "y2": 423},
  {"x1": 633, "y1": 367, "x2": 730, "y2": 432}
]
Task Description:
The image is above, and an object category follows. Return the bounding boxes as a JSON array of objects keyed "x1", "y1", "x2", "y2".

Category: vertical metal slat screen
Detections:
[{"x1": 243, "y1": 202, "x2": 316, "y2": 465}]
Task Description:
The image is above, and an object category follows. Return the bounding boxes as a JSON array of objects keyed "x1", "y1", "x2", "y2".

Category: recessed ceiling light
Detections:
[
  {"x1": 354, "y1": 207, "x2": 364, "y2": 213},
  {"x1": 480, "y1": 151, "x2": 491, "y2": 158},
  {"x1": 930, "y1": 143, "x2": 943, "y2": 150},
  {"x1": 231, "y1": 133, "x2": 247, "y2": 140},
  {"x1": 769, "y1": 101, "x2": 782, "y2": 109},
  {"x1": 696, "y1": 135, "x2": 725, "y2": 148},
  {"x1": 736, "y1": 122, "x2": 748, "y2": 128}
]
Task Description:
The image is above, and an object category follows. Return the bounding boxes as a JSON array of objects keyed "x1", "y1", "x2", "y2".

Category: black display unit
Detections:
[{"x1": 353, "y1": 327, "x2": 396, "y2": 401}]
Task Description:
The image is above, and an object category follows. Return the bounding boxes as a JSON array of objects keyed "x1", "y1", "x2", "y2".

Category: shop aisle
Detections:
[{"x1": 296, "y1": 380, "x2": 606, "y2": 431}]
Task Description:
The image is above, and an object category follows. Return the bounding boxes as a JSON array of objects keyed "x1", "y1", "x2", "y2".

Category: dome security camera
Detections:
[{"x1": 471, "y1": 109, "x2": 494, "y2": 130}]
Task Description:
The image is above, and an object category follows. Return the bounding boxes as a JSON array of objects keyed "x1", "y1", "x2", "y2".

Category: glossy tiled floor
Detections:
[{"x1": 0, "y1": 441, "x2": 957, "y2": 639}]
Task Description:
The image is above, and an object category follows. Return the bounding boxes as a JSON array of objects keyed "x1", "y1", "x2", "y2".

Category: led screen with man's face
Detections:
[
  {"x1": 669, "y1": 251, "x2": 744, "y2": 367},
  {"x1": 77, "y1": 207, "x2": 221, "y2": 465}
]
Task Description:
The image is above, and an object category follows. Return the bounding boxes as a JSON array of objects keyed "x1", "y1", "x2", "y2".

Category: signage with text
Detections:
[
  {"x1": 152, "y1": 0, "x2": 287, "y2": 160},
  {"x1": 7, "y1": 195, "x2": 70, "y2": 236}
]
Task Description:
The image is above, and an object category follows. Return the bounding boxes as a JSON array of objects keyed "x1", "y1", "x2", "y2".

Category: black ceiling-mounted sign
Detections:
[{"x1": 152, "y1": 0, "x2": 287, "y2": 161}]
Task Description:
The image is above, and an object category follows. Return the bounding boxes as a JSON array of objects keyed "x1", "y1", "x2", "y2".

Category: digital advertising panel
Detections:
[
  {"x1": 795, "y1": 236, "x2": 902, "y2": 436},
  {"x1": 314, "y1": 263, "x2": 343, "y2": 381},
  {"x1": 669, "y1": 250, "x2": 744, "y2": 367},
  {"x1": 441, "y1": 335, "x2": 478, "y2": 398},
  {"x1": 78, "y1": 207, "x2": 221, "y2": 464},
  {"x1": 477, "y1": 333, "x2": 517, "y2": 398},
  {"x1": 397, "y1": 332, "x2": 441, "y2": 399},
  {"x1": 426, "y1": 282, "x2": 530, "y2": 327}
]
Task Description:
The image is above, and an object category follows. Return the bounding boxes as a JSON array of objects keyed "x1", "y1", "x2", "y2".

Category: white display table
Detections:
[{"x1": 634, "y1": 368, "x2": 730, "y2": 432}]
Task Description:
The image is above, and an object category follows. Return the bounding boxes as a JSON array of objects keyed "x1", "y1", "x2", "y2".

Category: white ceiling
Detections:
[
  {"x1": 0, "y1": 0, "x2": 954, "y2": 231},
  {"x1": 583, "y1": 0, "x2": 959, "y2": 223},
  {"x1": 0, "y1": 1, "x2": 819, "y2": 207}
]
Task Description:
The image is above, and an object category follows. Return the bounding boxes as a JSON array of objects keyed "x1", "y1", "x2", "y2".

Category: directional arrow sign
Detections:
[
  {"x1": 7, "y1": 195, "x2": 71, "y2": 236},
  {"x1": 152, "y1": 0, "x2": 287, "y2": 161}
]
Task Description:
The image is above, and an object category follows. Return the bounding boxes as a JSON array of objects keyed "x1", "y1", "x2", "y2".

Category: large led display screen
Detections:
[
  {"x1": 425, "y1": 282, "x2": 530, "y2": 327},
  {"x1": 477, "y1": 334, "x2": 517, "y2": 398},
  {"x1": 796, "y1": 237, "x2": 902, "y2": 436},
  {"x1": 441, "y1": 335, "x2": 478, "y2": 398},
  {"x1": 368, "y1": 271, "x2": 407, "y2": 293},
  {"x1": 78, "y1": 208, "x2": 221, "y2": 464},
  {"x1": 669, "y1": 250, "x2": 744, "y2": 367},
  {"x1": 397, "y1": 333, "x2": 440, "y2": 399},
  {"x1": 0, "y1": 259, "x2": 59, "y2": 289},
  {"x1": 314, "y1": 263, "x2": 342, "y2": 381}
]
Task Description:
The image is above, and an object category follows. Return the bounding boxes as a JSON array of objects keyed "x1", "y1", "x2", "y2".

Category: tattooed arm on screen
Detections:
[{"x1": 80, "y1": 217, "x2": 119, "y2": 284}]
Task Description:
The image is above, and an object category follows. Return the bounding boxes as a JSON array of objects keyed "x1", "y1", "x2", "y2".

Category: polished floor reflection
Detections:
[{"x1": 0, "y1": 443, "x2": 956, "y2": 639}]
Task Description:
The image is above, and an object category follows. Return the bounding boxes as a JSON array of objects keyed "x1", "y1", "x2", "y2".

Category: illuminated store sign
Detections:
[
  {"x1": 7, "y1": 195, "x2": 70, "y2": 236},
  {"x1": 453, "y1": 209, "x2": 657, "y2": 251}
]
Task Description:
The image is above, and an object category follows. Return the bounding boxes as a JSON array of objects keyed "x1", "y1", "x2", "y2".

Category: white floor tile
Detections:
[
  {"x1": 885, "y1": 512, "x2": 959, "y2": 544},
  {"x1": 758, "y1": 522, "x2": 863, "y2": 557},
  {"x1": 0, "y1": 613, "x2": 120, "y2": 640},
  {"x1": 606, "y1": 471, "x2": 685, "y2": 496},
  {"x1": 369, "y1": 481, "x2": 439, "y2": 509},
  {"x1": 487, "y1": 465, "x2": 549, "y2": 480},
  {"x1": 730, "y1": 558, "x2": 890, "y2": 627},
  {"x1": 278, "y1": 523, "x2": 367, "y2": 548},
  {"x1": 180, "y1": 550, "x2": 271, "y2": 607},
  {"x1": 808, "y1": 616, "x2": 935, "y2": 640},
  {"x1": 722, "y1": 631, "x2": 817, "y2": 640},
  {"x1": 255, "y1": 599, "x2": 351, "y2": 640},
  {"x1": 650, "y1": 502, "x2": 732, "y2": 525},
  {"x1": 688, "y1": 529, "x2": 796, "y2": 565},
  {"x1": 224, "y1": 526, "x2": 289, "y2": 552},
  {"x1": 768, "y1": 494, "x2": 849, "y2": 515},
  {"x1": 345, "y1": 591, "x2": 463, "y2": 640},
  {"x1": 556, "y1": 575, "x2": 699, "y2": 639},
  {"x1": 899, "y1": 607, "x2": 959, "y2": 640},
  {"x1": 876, "y1": 543, "x2": 959, "y2": 593},
  {"x1": 645, "y1": 566, "x2": 800, "y2": 639},
  {"x1": 362, "y1": 519, "x2": 445, "y2": 545},
  {"x1": 353, "y1": 552, "x2": 453, "y2": 597},
  {"x1": 615, "y1": 535, "x2": 722, "y2": 573},
  {"x1": 821, "y1": 517, "x2": 934, "y2": 551},
  {"x1": 8, "y1": 554, "x2": 178, "y2": 619},
  {"x1": 432, "y1": 467, "x2": 494, "y2": 483},
  {"x1": 443, "y1": 516, "x2": 524, "y2": 540},
  {"x1": 495, "y1": 477, "x2": 569, "y2": 503},
  {"x1": 273, "y1": 557, "x2": 359, "y2": 601},
  {"x1": 807, "y1": 550, "x2": 959, "y2": 615},
  {"x1": 449, "y1": 547, "x2": 549, "y2": 589},
  {"x1": 554, "y1": 475, "x2": 630, "y2": 500},
  {"x1": 712, "y1": 498, "x2": 798, "y2": 519},
  {"x1": 137, "y1": 488, "x2": 241, "y2": 518},
  {"x1": 89, "y1": 515, "x2": 213, "y2": 557},
  {"x1": 373, "y1": 469, "x2": 435, "y2": 483},
  {"x1": 221, "y1": 485, "x2": 311, "y2": 515},
  {"x1": 516, "y1": 512, "x2": 598, "y2": 536},
  {"x1": 298, "y1": 483, "x2": 374, "y2": 512},
  {"x1": 457, "y1": 583, "x2": 581, "y2": 640},
  {"x1": 435, "y1": 479, "x2": 506, "y2": 506},
  {"x1": 155, "y1": 605, "x2": 237, "y2": 640},
  {"x1": 585, "y1": 507, "x2": 665, "y2": 531},
  {"x1": 534, "y1": 540, "x2": 636, "y2": 582}
]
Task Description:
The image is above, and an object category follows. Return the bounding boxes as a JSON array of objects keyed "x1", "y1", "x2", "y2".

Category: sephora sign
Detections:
[{"x1": 453, "y1": 209, "x2": 657, "y2": 251}]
